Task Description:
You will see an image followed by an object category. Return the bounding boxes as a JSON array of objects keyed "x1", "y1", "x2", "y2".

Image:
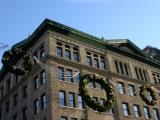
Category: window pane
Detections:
[
  {"x1": 67, "y1": 69, "x2": 73, "y2": 82},
  {"x1": 40, "y1": 70, "x2": 46, "y2": 85},
  {"x1": 65, "y1": 50, "x2": 71, "y2": 60},
  {"x1": 34, "y1": 99, "x2": 39, "y2": 114},
  {"x1": 122, "y1": 103, "x2": 129, "y2": 116},
  {"x1": 57, "y1": 47, "x2": 62, "y2": 57},
  {"x1": 144, "y1": 107, "x2": 150, "y2": 119},
  {"x1": 73, "y1": 52, "x2": 79, "y2": 62},
  {"x1": 133, "y1": 105, "x2": 140, "y2": 117},
  {"x1": 76, "y1": 73, "x2": 80, "y2": 84},
  {"x1": 69, "y1": 93, "x2": 75, "y2": 107},
  {"x1": 153, "y1": 108, "x2": 159, "y2": 120},
  {"x1": 58, "y1": 67, "x2": 64, "y2": 81},
  {"x1": 100, "y1": 60, "x2": 106, "y2": 70},
  {"x1": 129, "y1": 85, "x2": 134, "y2": 96},
  {"x1": 93, "y1": 58, "x2": 99, "y2": 68},
  {"x1": 59, "y1": 91, "x2": 65, "y2": 106},
  {"x1": 86, "y1": 56, "x2": 92, "y2": 66},
  {"x1": 41, "y1": 94, "x2": 47, "y2": 110},
  {"x1": 118, "y1": 83, "x2": 125, "y2": 94},
  {"x1": 60, "y1": 117, "x2": 67, "y2": 120},
  {"x1": 78, "y1": 96, "x2": 84, "y2": 109}
]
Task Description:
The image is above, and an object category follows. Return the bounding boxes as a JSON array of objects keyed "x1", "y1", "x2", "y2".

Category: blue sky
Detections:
[{"x1": 0, "y1": 0, "x2": 160, "y2": 67}]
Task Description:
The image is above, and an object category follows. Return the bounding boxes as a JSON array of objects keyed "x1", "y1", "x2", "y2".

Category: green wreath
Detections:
[
  {"x1": 79, "y1": 74, "x2": 114, "y2": 112},
  {"x1": 139, "y1": 84, "x2": 158, "y2": 106},
  {"x1": 1, "y1": 48, "x2": 33, "y2": 76}
]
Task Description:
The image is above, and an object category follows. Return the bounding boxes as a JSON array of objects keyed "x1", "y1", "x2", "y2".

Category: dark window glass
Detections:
[
  {"x1": 122, "y1": 102, "x2": 129, "y2": 116},
  {"x1": 41, "y1": 93, "x2": 47, "y2": 110},
  {"x1": 67, "y1": 69, "x2": 73, "y2": 83},
  {"x1": 129, "y1": 85, "x2": 135, "y2": 96},
  {"x1": 34, "y1": 99, "x2": 39, "y2": 114},
  {"x1": 133, "y1": 105, "x2": 141, "y2": 117},
  {"x1": 94, "y1": 58, "x2": 99, "y2": 68},
  {"x1": 13, "y1": 114, "x2": 18, "y2": 120},
  {"x1": 40, "y1": 45, "x2": 45, "y2": 59},
  {"x1": 144, "y1": 107, "x2": 150, "y2": 119},
  {"x1": 58, "y1": 67, "x2": 64, "y2": 81},
  {"x1": 22, "y1": 107, "x2": 27, "y2": 120},
  {"x1": 86, "y1": 56, "x2": 92, "y2": 66},
  {"x1": 73, "y1": 51, "x2": 79, "y2": 62},
  {"x1": 68, "y1": 93, "x2": 75, "y2": 107},
  {"x1": 23, "y1": 85, "x2": 27, "y2": 98},
  {"x1": 65, "y1": 49, "x2": 71, "y2": 60},
  {"x1": 78, "y1": 95, "x2": 84, "y2": 109},
  {"x1": 59, "y1": 91, "x2": 65, "y2": 106},
  {"x1": 57, "y1": 46, "x2": 63, "y2": 57},
  {"x1": 40, "y1": 70, "x2": 46, "y2": 85},
  {"x1": 60, "y1": 116, "x2": 67, "y2": 120},
  {"x1": 34, "y1": 76, "x2": 39, "y2": 90},
  {"x1": 6, "y1": 101, "x2": 9, "y2": 113},
  {"x1": 153, "y1": 108, "x2": 159, "y2": 120},
  {"x1": 13, "y1": 93, "x2": 18, "y2": 106},
  {"x1": 76, "y1": 73, "x2": 80, "y2": 84}
]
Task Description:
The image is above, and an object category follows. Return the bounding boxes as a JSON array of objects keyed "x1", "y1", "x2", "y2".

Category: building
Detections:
[
  {"x1": 143, "y1": 46, "x2": 160, "y2": 61},
  {"x1": 0, "y1": 19, "x2": 160, "y2": 120}
]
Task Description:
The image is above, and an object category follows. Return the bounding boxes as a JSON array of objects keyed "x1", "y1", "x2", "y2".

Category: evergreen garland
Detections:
[{"x1": 79, "y1": 74, "x2": 114, "y2": 112}]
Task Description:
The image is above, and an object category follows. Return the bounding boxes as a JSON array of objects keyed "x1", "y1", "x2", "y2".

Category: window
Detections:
[
  {"x1": 90, "y1": 81, "x2": 96, "y2": 88},
  {"x1": 144, "y1": 107, "x2": 150, "y2": 119},
  {"x1": 71, "y1": 118, "x2": 77, "y2": 120},
  {"x1": 73, "y1": 47, "x2": 79, "y2": 62},
  {"x1": 22, "y1": 107, "x2": 27, "y2": 120},
  {"x1": 13, "y1": 93, "x2": 18, "y2": 106},
  {"x1": 60, "y1": 116, "x2": 67, "y2": 120},
  {"x1": 13, "y1": 114, "x2": 18, "y2": 120},
  {"x1": 66, "y1": 69, "x2": 73, "y2": 83},
  {"x1": 6, "y1": 100, "x2": 9, "y2": 113},
  {"x1": 65, "y1": 49, "x2": 71, "y2": 60},
  {"x1": 133, "y1": 105, "x2": 140, "y2": 117},
  {"x1": 93, "y1": 54, "x2": 99, "y2": 68},
  {"x1": 41, "y1": 93, "x2": 47, "y2": 110},
  {"x1": 40, "y1": 70, "x2": 46, "y2": 85},
  {"x1": 153, "y1": 108, "x2": 159, "y2": 120},
  {"x1": 34, "y1": 99, "x2": 39, "y2": 114},
  {"x1": 34, "y1": 52, "x2": 38, "y2": 65},
  {"x1": 100, "y1": 56, "x2": 106, "y2": 70},
  {"x1": 34, "y1": 76, "x2": 39, "y2": 90},
  {"x1": 23, "y1": 85, "x2": 27, "y2": 98},
  {"x1": 118, "y1": 82, "x2": 125, "y2": 94},
  {"x1": 100, "y1": 98, "x2": 105, "y2": 105},
  {"x1": 76, "y1": 72, "x2": 80, "y2": 84},
  {"x1": 97, "y1": 83, "x2": 102, "y2": 90},
  {"x1": 58, "y1": 67, "x2": 64, "y2": 81},
  {"x1": 57, "y1": 42, "x2": 63, "y2": 57},
  {"x1": 68, "y1": 92, "x2": 75, "y2": 107},
  {"x1": 78, "y1": 95, "x2": 84, "y2": 109},
  {"x1": 152, "y1": 72, "x2": 160, "y2": 84},
  {"x1": 40, "y1": 45, "x2": 45, "y2": 59},
  {"x1": 135, "y1": 67, "x2": 148, "y2": 81},
  {"x1": 122, "y1": 102, "x2": 129, "y2": 116},
  {"x1": 86, "y1": 52, "x2": 92, "y2": 66},
  {"x1": 129, "y1": 85, "x2": 135, "y2": 96},
  {"x1": 59, "y1": 91, "x2": 66, "y2": 106},
  {"x1": 115, "y1": 60, "x2": 129, "y2": 76}
]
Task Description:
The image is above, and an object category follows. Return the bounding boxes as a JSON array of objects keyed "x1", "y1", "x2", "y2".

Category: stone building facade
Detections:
[{"x1": 0, "y1": 19, "x2": 160, "y2": 120}]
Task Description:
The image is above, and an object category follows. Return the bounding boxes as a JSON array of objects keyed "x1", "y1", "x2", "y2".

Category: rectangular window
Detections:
[
  {"x1": 93, "y1": 58, "x2": 99, "y2": 68},
  {"x1": 65, "y1": 49, "x2": 71, "y2": 60},
  {"x1": 40, "y1": 70, "x2": 46, "y2": 85},
  {"x1": 13, "y1": 114, "x2": 18, "y2": 120},
  {"x1": 86, "y1": 56, "x2": 92, "y2": 66},
  {"x1": 144, "y1": 106, "x2": 150, "y2": 119},
  {"x1": 129, "y1": 85, "x2": 135, "y2": 96},
  {"x1": 153, "y1": 108, "x2": 159, "y2": 120},
  {"x1": 34, "y1": 76, "x2": 39, "y2": 90},
  {"x1": 73, "y1": 52, "x2": 79, "y2": 62},
  {"x1": 34, "y1": 99, "x2": 39, "y2": 114},
  {"x1": 68, "y1": 92, "x2": 75, "y2": 107},
  {"x1": 133, "y1": 105, "x2": 140, "y2": 117},
  {"x1": 40, "y1": 45, "x2": 45, "y2": 59},
  {"x1": 71, "y1": 118, "x2": 77, "y2": 120},
  {"x1": 59, "y1": 91, "x2": 66, "y2": 106},
  {"x1": 100, "y1": 56, "x2": 106, "y2": 70},
  {"x1": 76, "y1": 72, "x2": 80, "y2": 84},
  {"x1": 5, "y1": 100, "x2": 9, "y2": 113},
  {"x1": 78, "y1": 95, "x2": 84, "y2": 109},
  {"x1": 60, "y1": 116, "x2": 67, "y2": 120},
  {"x1": 41, "y1": 93, "x2": 47, "y2": 110},
  {"x1": 118, "y1": 82, "x2": 125, "y2": 94},
  {"x1": 23, "y1": 85, "x2": 27, "y2": 98},
  {"x1": 58, "y1": 67, "x2": 64, "y2": 81},
  {"x1": 90, "y1": 81, "x2": 96, "y2": 88},
  {"x1": 67, "y1": 69, "x2": 73, "y2": 83},
  {"x1": 122, "y1": 102, "x2": 129, "y2": 116},
  {"x1": 135, "y1": 67, "x2": 148, "y2": 81},
  {"x1": 13, "y1": 93, "x2": 18, "y2": 106},
  {"x1": 152, "y1": 73, "x2": 160, "y2": 84},
  {"x1": 22, "y1": 107, "x2": 27, "y2": 120}
]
